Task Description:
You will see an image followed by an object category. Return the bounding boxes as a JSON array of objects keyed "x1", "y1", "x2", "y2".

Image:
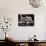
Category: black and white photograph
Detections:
[{"x1": 18, "y1": 14, "x2": 34, "y2": 26}]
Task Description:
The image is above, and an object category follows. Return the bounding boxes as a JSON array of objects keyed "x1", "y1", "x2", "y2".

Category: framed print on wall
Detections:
[{"x1": 18, "y1": 14, "x2": 34, "y2": 26}]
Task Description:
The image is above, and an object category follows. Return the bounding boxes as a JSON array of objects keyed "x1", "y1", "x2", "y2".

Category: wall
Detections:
[{"x1": 0, "y1": 0, "x2": 46, "y2": 40}]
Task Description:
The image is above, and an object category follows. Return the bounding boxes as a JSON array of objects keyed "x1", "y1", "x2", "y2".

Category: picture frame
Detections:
[{"x1": 18, "y1": 14, "x2": 34, "y2": 26}]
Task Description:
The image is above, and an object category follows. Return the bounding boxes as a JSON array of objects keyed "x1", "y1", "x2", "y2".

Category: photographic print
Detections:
[{"x1": 18, "y1": 14, "x2": 34, "y2": 26}]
